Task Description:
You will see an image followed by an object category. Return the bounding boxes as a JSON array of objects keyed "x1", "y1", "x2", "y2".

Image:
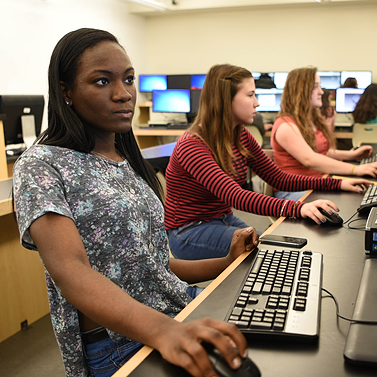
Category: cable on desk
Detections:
[
  {"x1": 322, "y1": 287, "x2": 377, "y2": 325},
  {"x1": 341, "y1": 210, "x2": 367, "y2": 231}
]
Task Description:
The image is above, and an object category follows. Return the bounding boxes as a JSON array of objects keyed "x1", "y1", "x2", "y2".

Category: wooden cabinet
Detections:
[{"x1": 0, "y1": 130, "x2": 49, "y2": 342}]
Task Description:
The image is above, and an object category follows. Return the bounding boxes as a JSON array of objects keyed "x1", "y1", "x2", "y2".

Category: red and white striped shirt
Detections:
[{"x1": 164, "y1": 128, "x2": 341, "y2": 230}]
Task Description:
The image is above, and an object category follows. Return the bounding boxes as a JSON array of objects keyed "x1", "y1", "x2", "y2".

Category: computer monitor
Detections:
[
  {"x1": 274, "y1": 72, "x2": 288, "y2": 89},
  {"x1": 186, "y1": 89, "x2": 201, "y2": 123},
  {"x1": 335, "y1": 88, "x2": 365, "y2": 113},
  {"x1": 138, "y1": 74, "x2": 167, "y2": 93},
  {"x1": 0, "y1": 95, "x2": 44, "y2": 146},
  {"x1": 167, "y1": 75, "x2": 191, "y2": 90},
  {"x1": 317, "y1": 71, "x2": 341, "y2": 89},
  {"x1": 190, "y1": 75, "x2": 206, "y2": 90},
  {"x1": 152, "y1": 89, "x2": 191, "y2": 113},
  {"x1": 340, "y1": 71, "x2": 372, "y2": 89},
  {"x1": 255, "y1": 88, "x2": 283, "y2": 112},
  {"x1": 252, "y1": 72, "x2": 261, "y2": 80}
]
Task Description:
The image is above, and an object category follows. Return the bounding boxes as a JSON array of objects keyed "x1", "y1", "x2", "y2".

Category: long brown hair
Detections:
[
  {"x1": 189, "y1": 64, "x2": 253, "y2": 176},
  {"x1": 279, "y1": 67, "x2": 335, "y2": 150},
  {"x1": 353, "y1": 84, "x2": 377, "y2": 123}
]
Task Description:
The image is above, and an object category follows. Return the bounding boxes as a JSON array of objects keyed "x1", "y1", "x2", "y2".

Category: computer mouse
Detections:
[
  {"x1": 203, "y1": 343, "x2": 261, "y2": 377},
  {"x1": 318, "y1": 208, "x2": 343, "y2": 226}
]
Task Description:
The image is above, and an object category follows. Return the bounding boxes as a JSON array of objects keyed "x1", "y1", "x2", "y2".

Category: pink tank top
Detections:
[{"x1": 271, "y1": 116, "x2": 329, "y2": 177}]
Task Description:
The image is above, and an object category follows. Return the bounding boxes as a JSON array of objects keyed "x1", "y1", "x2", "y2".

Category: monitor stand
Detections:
[{"x1": 21, "y1": 114, "x2": 37, "y2": 149}]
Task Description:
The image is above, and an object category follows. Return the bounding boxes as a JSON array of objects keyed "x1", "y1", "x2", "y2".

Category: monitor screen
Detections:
[
  {"x1": 138, "y1": 74, "x2": 167, "y2": 93},
  {"x1": 255, "y1": 88, "x2": 283, "y2": 112},
  {"x1": 252, "y1": 72, "x2": 261, "y2": 80},
  {"x1": 274, "y1": 72, "x2": 288, "y2": 89},
  {"x1": 167, "y1": 75, "x2": 191, "y2": 90},
  {"x1": 190, "y1": 75, "x2": 206, "y2": 90},
  {"x1": 152, "y1": 89, "x2": 191, "y2": 113},
  {"x1": 317, "y1": 71, "x2": 341, "y2": 89},
  {"x1": 335, "y1": 88, "x2": 365, "y2": 113},
  {"x1": 340, "y1": 71, "x2": 372, "y2": 89},
  {"x1": 0, "y1": 95, "x2": 44, "y2": 146}
]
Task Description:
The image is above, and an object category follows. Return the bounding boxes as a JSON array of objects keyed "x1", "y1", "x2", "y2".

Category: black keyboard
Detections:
[
  {"x1": 360, "y1": 154, "x2": 377, "y2": 165},
  {"x1": 357, "y1": 184, "x2": 377, "y2": 214},
  {"x1": 166, "y1": 123, "x2": 190, "y2": 129},
  {"x1": 225, "y1": 248, "x2": 323, "y2": 342},
  {"x1": 344, "y1": 257, "x2": 377, "y2": 365},
  {"x1": 148, "y1": 123, "x2": 190, "y2": 130}
]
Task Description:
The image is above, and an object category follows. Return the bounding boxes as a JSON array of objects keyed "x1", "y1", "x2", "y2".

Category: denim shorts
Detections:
[
  {"x1": 83, "y1": 286, "x2": 203, "y2": 377},
  {"x1": 167, "y1": 214, "x2": 251, "y2": 260}
]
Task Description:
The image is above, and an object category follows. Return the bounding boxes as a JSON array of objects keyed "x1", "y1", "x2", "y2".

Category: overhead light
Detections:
[{"x1": 126, "y1": 0, "x2": 170, "y2": 11}]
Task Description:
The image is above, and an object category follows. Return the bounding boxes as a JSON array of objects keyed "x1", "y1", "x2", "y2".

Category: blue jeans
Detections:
[
  {"x1": 84, "y1": 337, "x2": 143, "y2": 377},
  {"x1": 274, "y1": 190, "x2": 307, "y2": 201},
  {"x1": 167, "y1": 214, "x2": 251, "y2": 260},
  {"x1": 83, "y1": 286, "x2": 203, "y2": 377}
]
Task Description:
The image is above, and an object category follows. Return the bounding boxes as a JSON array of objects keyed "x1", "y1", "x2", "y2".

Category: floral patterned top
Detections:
[{"x1": 13, "y1": 145, "x2": 191, "y2": 377}]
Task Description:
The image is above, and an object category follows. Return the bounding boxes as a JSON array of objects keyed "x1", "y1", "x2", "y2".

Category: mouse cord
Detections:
[
  {"x1": 342, "y1": 211, "x2": 367, "y2": 230},
  {"x1": 322, "y1": 287, "x2": 377, "y2": 325}
]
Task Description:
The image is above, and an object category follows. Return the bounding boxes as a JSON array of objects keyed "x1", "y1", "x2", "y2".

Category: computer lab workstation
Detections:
[
  {"x1": 113, "y1": 187, "x2": 377, "y2": 377},
  {"x1": 1, "y1": 69, "x2": 377, "y2": 374},
  {"x1": 133, "y1": 70, "x2": 372, "y2": 149},
  {"x1": 117, "y1": 70, "x2": 377, "y2": 376}
]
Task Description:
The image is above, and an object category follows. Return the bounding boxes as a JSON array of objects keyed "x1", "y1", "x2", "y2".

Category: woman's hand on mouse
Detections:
[
  {"x1": 340, "y1": 178, "x2": 373, "y2": 193},
  {"x1": 154, "y1": 317, "x2": 247, "y2": 377},
  {"x1": 300, "y1": 200, "x2": 339, "y2": 225}
]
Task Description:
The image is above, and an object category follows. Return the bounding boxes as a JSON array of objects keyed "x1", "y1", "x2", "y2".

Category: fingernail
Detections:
[
  {"x1": 247, "y1": 227, "x2": 253, "y2": 233},
  {"x1": 329, "y1": 210, "x2": 333, "y2": 215},
  {"x1": 254, "y1": 240, "x2": 258, "y2": 245},
  {"x1": 322, "y1": 218, "x2": 327, "y2": 223},
  {"x1": 360, "y1": 189, "x2": 363, "y2": 193},
  {"x1": 233, "y1": 357, "x2": 242, "y2": 368},
  {"x1": 243, "y1": 350, "x2": 248, "y2": 358}
]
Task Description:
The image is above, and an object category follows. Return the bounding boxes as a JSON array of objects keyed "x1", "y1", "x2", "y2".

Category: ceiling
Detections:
[{"x1": 124, "y1": 0, "x2": 376, "y2": 16}]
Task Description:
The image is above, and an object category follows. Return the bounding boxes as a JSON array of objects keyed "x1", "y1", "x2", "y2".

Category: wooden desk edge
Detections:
[
  {"x1": 0, "y1": 198, "x2": 13, "y2": 217},
  {"x1": 114, "y1": 191, "x2": 313, "y2": 377}
]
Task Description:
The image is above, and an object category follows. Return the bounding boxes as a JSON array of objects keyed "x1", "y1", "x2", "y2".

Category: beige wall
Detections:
[
  {"x1": 144, "y1": 2, "x2": 377, "y2": 80},
  {"x1": 0, "y1": 0, "x2": 148, "y2": 131},
  {"x1": 0, "y1": 1, "x2": 376, "y2": 110}
]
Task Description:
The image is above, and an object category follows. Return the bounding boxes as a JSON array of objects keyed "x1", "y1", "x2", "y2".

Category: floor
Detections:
[{"x1": 0, "y1": 314, "x2": 65, "y2": 377}]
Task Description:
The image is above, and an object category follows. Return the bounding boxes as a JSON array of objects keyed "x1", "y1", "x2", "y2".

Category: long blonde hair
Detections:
[
  {"x1": 279, "y1": 67, "x2": 335, "y2": 150},
  {"x1": 189, "y1": 64, "x2": 252, "y2": 176}
]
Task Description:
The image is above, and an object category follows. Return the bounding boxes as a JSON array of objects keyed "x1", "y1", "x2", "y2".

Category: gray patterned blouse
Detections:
[{"x1": 13, "y1": 145, "x2": 191, "y2": 377}]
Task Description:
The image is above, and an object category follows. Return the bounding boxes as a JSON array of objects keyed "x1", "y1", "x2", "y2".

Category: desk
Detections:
[
  {"x1": 115, "y1": 189, "x2": 376, "y2": 377},
  {"x1": 134, "y1": 127, "x2": 353, "y2": 151},
  {"x1": 140, "y1": 142, "x2": 176, "y2": 159},
  {"x1": 0, "y1": 178, "x2": 49, "y2": 343},
  {"x1": 133, "y1": 126, "x2": 185, "y2": 149}
]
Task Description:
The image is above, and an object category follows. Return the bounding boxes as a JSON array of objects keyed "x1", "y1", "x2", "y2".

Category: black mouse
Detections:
[
  {"x1": 203, "y1": 343, "x2": 261, "y2": 377},
  {"x1": 318, "y1": 208, "x2": 343, "y2": 226}
]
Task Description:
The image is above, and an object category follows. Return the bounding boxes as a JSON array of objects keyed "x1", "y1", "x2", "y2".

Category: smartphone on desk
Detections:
[{"x1": 260, "y1": 234, "x2": 307, "y2": 248}]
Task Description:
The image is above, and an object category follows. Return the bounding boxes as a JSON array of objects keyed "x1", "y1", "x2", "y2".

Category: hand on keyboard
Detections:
[
  {"x1": 352, "y1": 163, "x2": 377, "y2": 177},
  {"x1": 340, "y1": 178, "x2": 373, "y2": 194},
  {"x1": 353, "y1": 145, "x2": 374, "y2": 161}
]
